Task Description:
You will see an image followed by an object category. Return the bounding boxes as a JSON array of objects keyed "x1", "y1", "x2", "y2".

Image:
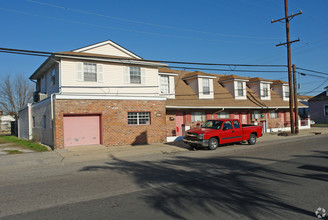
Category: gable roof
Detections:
[
  {"x1": 272, "y1": 80, "x2": 288, "y2": 85},
  {"x1": 248, "y1": 77, "x2": 273, "y2": 84},
  {"x1": 308, "y1": 91, "x2": 328, "y2": 101},
  {"x1": 218, "y1": 74, "x2": 249, "y2": 82},
  {"x1": 72, "y1": 40, "x2": 142, "y2": 59},
  {"x1": 183, "y1": 71, "x2": 219, "y2": 79}
]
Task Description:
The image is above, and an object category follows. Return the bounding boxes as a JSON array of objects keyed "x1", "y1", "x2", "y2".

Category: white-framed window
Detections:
[
  {"x1": 237, "y1": 81, "x2": 244, "y2": 96},
  {"x1": 43, "y1": 115, "x2": 46, "y2": 129},
  {"x1": 252, "y1": 111, "x2": 261, "y2": 119},
  {"x1": 77, "y1": 62, "x2": 103, "y2": 83},
  {"x1": 83, "y1": 63, "x2": 97, "y2": 82},
  {"x1": 217, "y1": 112, "x2": 229, "y2": 118},
  {"x1": 269, "y1": 111, "x2": 278, "y2": 118},
  {"x1": 191, "y1": 112, "x2": 206, "y2": 122},
  {"x1": 324, "y1": 105, "x2": 328, "y2": 116},
  {"x1": 128, "y1": 112, "x2": 150, "y2": 125},
  {"x1": 51, "y1": 67, "x2": 56, "y2": 86},
  {"x1": 284, "y1": 85, "x2": 289, "y2": 99},
  {"x1": 160, "y1": 75, "x2": 170, "y2": 94},
  {"x1": 203, "y1": 78, "x2": 210, "y2": 95},
  {"x1": 130, "y1": 67, "x2": 141, "y2": 84},
  {"x1": 262, "y1": 83, "x2": 269, "y2": 97}
]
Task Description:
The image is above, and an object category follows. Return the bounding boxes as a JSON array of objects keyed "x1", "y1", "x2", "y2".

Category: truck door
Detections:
[
  {"x1": 232, "y1": 120, "x2": 243, "y2": 142},
  {"x1": 221, "y1": 120, "x2": 243, "y2": 144}
]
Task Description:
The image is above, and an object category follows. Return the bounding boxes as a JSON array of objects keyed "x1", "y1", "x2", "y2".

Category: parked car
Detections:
[{"x1": 183, "y1": 119, "x2": 263, "y2": 150}]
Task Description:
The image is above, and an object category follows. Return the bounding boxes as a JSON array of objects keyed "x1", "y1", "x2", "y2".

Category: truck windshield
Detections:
[{"x1": 201, "y1": 120, "x2": 223, "y2": 129}]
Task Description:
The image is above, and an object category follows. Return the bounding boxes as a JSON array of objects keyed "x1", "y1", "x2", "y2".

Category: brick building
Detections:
[{"x1": 18, "y1": 40, "x2": 309, "y2": 148}]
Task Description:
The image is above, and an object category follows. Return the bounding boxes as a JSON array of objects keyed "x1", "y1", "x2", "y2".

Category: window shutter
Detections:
[
  {"x1": 97, "y1": 64, "x2": 103, "y2": 83},
  {"x1": 77, "y1": 62, "x2": 83, "y2": 82},
  {"x1": 141, "y1": 68, "x2": 146, "y2": 84},
  {"x1": 124, "y1": 66, "x2": 130, "y2": 84}
]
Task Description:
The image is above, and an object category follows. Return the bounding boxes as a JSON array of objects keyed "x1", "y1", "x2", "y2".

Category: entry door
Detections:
[
  {"x1": 175, "y1": 111, "x2": 184, "y2": 136},
  {"x1": 63, "y1": 115, "x2": 101, "y2": 147}
]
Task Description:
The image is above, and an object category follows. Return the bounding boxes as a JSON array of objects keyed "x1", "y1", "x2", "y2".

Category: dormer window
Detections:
[
  {"x1": 158, "y1": 72, "x2": 178, "y2": 99},
  {"x1": 182, "y1": 72, "x2": 215, "y2": 99},
  {"x1": 247, "y1": 78, "x2": 272, "y2": 100},
  {"x1": 160, "y1": 75, "x2": 170, "y2": 94},
  {"x1": 219, "y1": 75, "x2": 248, "y2": 100},
  {"x1": 237, "y1": 81, "x2": 244, "y2": 96},
  {"x1": 271, "y1": 80, "x2": 289, "y2": 101},
  {"x1": 203, "y1": 78, "x2": 210, "y2": 95},
  {"x1": 262, "y1": 84, "x2": 269, "y2": 98},
  {"x1": 284, "y1": 85, "x2": 289, "y2": 99}
]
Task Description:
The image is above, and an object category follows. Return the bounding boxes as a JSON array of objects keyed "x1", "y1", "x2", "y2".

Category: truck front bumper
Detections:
[{"x1": 183, "y1": 138, "x2": 209, "y2": 147}]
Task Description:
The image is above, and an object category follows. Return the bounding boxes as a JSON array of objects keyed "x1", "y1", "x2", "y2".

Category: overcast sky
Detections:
[{"x1": 0, "y1": 0, "x2": 327, "y2": 96}]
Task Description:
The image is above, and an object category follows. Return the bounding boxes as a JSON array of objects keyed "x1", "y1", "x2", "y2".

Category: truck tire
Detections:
[
  {"x1": 248, "y1": 133, "x2": 257, "y2": 145},
  {"x1": 208, "y1": 138, "x2": 219, "y2": 150}
]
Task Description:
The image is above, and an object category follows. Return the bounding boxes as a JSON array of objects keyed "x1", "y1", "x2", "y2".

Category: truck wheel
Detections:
[
  {"x1": 248, "y1": 134, "x2": 257, "y2": 145},
  {"x1": 208, "y1": 138, "x2": 219, "y2": 150}
]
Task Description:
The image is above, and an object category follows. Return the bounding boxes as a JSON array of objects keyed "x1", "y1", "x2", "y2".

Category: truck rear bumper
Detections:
[{"x1": 183, "y1": 138, "x2": 209, "y2": 147}]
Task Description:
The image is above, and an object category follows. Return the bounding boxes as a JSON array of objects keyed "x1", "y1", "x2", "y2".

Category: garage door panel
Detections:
[{"x1": 63, "y1": 115, "x2": 100, "y2": 147}]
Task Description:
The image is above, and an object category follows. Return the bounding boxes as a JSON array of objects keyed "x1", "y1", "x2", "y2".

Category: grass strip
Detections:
[
  {"x1": 4, "y1": 150, "x2": 23, "y2": 154},
  {"x1": 312, "y1": 124, "x2": 328, "y2": 127},
  {"x1": 0, "y1": 136, "x2": 48, "y2": 152}
]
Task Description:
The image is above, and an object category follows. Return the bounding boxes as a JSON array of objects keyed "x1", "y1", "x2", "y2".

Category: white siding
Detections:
[
  {"x1": 31, "y1": 99, "x2": 53, "y2": 146},
  {"x1": 60, "y1": 60, "x2": 160, "y2": 96},
  {"x1": 248, "y1": 82, "x2": 271, "y2": 100},
  {"x1": 1, "y1": 115, "x2": 15, "y2": 132},
  {"x1": 18, "y1": 104, "x2": 31, "y2": 139},
  {"x1": 81, "y1": 44, "x2": 135, "y2": 58}
]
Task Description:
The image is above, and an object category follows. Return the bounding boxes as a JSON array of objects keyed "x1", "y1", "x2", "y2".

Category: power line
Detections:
[
  {"x1": 168, "y1": 66, "x2": 287, "y2": 73},
  {"x1": 296, "y1": 67, "x2": 328, "y2": 76},
  {"x1": 0, "y1": 47, "x2": 288, "y2": 67},
  {"x1": 2, "y1": 47, "x2": 328, "y2": 79}
]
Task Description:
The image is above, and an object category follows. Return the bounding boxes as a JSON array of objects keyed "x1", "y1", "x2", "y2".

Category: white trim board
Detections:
[{"x1": 55, "y1": 94, "x2": 166, "y2": 101}]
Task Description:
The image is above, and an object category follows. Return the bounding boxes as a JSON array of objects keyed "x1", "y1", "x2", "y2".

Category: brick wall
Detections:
[
  {"x1": 54, "y1": 99, "x2": 166, "y2": 148},
  {"x1": 166, "y1": 110, "x2": 177, "y2": 137}
]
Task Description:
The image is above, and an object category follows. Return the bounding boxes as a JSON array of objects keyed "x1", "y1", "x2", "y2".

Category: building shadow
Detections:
[
  {"x1": 131, "y1": 131, "x2": 148, "y2": 145},
  {"x1": 79, "y1": 155, "x2": 314, "y2": 219}
]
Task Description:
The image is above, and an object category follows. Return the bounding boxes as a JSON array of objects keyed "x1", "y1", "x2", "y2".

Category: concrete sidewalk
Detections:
[{"x1": 0, "y1": 127, "x2": 327, "y2": 172}]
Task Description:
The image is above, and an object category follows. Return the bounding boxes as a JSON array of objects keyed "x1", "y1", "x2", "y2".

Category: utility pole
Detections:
[
  {"x1": 271, "y1": 0, "x2": 302, "y2": 134},
  {"x1": 293, "y1": 64, "x2": 299, "y2": 134}
]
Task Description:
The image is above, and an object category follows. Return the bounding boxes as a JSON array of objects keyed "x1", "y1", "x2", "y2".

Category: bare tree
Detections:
[{"x1": 0, "y1": 74, "x2": 34, "y2": 119}]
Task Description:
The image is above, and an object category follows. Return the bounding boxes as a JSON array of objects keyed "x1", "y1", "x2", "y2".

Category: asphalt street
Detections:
[{"x1": 0, "y1": 134, "x2": 327, "y2": 220}]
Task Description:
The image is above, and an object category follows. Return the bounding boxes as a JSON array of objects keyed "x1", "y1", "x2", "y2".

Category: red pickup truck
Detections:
[{"x1": 183, "y1": 119, "x2": 263, "y2": 150}]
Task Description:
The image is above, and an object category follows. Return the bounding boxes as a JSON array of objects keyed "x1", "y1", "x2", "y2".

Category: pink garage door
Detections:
[{"x1": 63, "y1": 115, "x2": 101, "y2": 147}]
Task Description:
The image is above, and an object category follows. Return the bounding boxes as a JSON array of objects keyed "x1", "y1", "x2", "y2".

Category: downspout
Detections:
[{"x1": 51, "y1": 58, "x2": 62, "y2": 149}]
